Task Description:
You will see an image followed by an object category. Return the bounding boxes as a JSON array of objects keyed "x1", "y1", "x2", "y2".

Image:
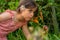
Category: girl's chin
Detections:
[{"x1": 25, "y1": 18, "x2": 31, "y2": 21}]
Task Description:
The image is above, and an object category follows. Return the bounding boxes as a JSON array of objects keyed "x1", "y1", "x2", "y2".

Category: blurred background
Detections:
[{"x1": 0, "y1": 0, "x2": 60, "y2": 40}]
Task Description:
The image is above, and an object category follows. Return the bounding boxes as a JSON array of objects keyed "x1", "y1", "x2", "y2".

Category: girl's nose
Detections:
[{"x1": 31, "y1": 13, "x2": 34, "y2": 17}]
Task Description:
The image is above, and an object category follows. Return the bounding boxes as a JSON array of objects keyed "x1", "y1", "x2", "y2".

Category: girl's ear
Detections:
[{"x1": 20, "y1": 5, "x2": 26, "y2": 11}]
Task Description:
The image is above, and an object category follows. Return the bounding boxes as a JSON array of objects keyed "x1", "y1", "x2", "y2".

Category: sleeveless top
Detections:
[{"x1": 0, "y1": 10, "x2": 27, "y2": 37}]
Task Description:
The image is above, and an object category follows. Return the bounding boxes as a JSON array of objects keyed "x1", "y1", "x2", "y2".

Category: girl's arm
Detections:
[
  {"x1": 0, "y1": 12, "x2": 11, "y2": 21},
  {"x1": 22, "y1": 23, "x2": 32, "y2": 40}
]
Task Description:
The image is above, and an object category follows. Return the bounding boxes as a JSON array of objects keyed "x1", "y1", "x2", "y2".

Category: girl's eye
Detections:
[{"x1": 29, "y1": 10, "x2": 32, "y2": 13}]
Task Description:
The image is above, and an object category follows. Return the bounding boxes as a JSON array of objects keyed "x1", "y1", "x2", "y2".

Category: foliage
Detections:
[{"x1": 0, "y1": 0, "x2": 60, "y2": 40}]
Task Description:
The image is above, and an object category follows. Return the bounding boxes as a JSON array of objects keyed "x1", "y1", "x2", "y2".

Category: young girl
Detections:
[{"x1": 0, "y1": 0, "x2": 37, "y2": 40}]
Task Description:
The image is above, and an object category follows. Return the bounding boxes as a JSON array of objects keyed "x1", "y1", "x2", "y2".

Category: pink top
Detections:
[{"x1": 0, "y1": 10, "x2": 27, "y2": 40}]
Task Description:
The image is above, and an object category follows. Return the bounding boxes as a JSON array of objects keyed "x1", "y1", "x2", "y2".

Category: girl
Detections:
[{"x1": 0, "y1": 0, "x2": 37, "y2": 40}]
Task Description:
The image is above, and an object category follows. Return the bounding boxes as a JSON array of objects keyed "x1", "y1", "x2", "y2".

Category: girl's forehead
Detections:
[
  {"x1": 28, "y1": 7, "x2": 37, "y2": 12},
  {"x1": 32, "y1": 7, "x2": 37, "y2": 12}
]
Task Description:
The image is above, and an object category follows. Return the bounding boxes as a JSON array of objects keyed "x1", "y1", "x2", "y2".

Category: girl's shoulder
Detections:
[
  {"x1": 5, "y1": 9, "x2": 17, "y2": 18},
  {"x1": 0, "y1": 9, "x2": 17, "y2": 22},
  {"x1": 6, "y1": 9, "x2": 16, "y2": 16}
]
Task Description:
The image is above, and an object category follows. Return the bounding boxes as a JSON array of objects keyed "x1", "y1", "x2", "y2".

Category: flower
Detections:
[
  {"x1": 43, "y1": 25, "x2": 48, "y2": 33},
  {"x1": 32, "y1": 17, "x2": 39, "y2": 23}
]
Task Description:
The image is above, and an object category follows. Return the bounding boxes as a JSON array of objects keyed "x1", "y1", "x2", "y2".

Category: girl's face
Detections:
[{"x1": 21, "y1": 8, "x2": 37, "y2": 21}]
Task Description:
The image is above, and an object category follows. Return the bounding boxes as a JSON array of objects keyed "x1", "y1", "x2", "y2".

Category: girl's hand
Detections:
[
  {"x1": 27, "y1": 36, "x2": 33, "y2": 40},
  {"x1": 22, "y1": 23, "x2": 33, "y2": 40},
  {"x1": 26, "y1": 34, "x2": 34, "y2": 40}
]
